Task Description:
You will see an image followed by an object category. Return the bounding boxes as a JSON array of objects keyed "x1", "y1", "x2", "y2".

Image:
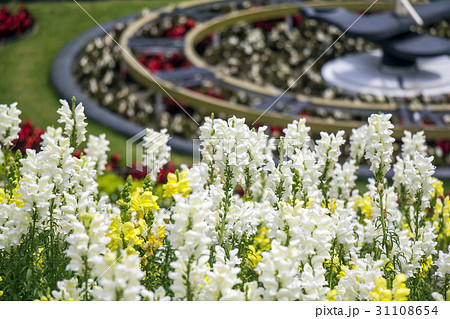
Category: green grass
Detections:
[{"x1": 0, "y1": 0, "x2": 192, "y2": 165}]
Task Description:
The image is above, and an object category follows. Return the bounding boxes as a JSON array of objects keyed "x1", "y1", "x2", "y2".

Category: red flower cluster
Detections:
[
  {"x1": 164, "y1": 18, "x2": 195, "y2": 38},
  {"x1": 12, "y1": 120, "x2": 44, "y2": 154},
  {"x1": 0, "y1": 4, "x2": 34, "y2": 40},
  {"x1": 138, "y1": 53, "x2": 190, "y2": 73},
  {"x1": 434, "y1": 140, "x2": 450, "y2": 154},
  {"x1": 127, "y1": 161, "x2": 176, "y2": 182}
]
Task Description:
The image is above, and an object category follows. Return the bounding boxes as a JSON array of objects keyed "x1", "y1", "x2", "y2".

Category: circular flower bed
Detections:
[
  {"x1": 0, "y1": 4, "x2": 34, "y2": 44},
  {"x1": 200, "y1": 16, "x2": 450, "y2": 106}
]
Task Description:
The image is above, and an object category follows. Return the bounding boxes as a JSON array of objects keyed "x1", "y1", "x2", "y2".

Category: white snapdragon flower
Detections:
[
  {"x1": 85, "y1": 134, "x2": 110, "y2": 175},
  {"x1": 19, "y1": 150, "x2": 56, "y2": 220},
  {"x1": 199, "y1": 246, "x2": 244, "y2": 300},
  {"x1": 71, "y1": 154, "x2": 99, "y2": 196},
  {"x1": 142, "y1": 128, "x2": 171, "y2": 182},
  {"x1": 222, "y1": 200, "x2": 261, "y2": 242},
  {"x1": 282, "y1": 118, "x2": 311, "y2": 158},
  {"x1": 300, "y1": 263, "x2": 330, "y2": 301},
  {"x1": 168, "y1": 193, "x2": 213, "y2": 300},
  {"x1": 412, "y1": 152, "x2": 435, "y2": 211},
  {"x1": 291, "y1": 148, "x2": 321, "y2": 202},
  {"x1": 330, "y1": 160, "x2": 357, "y2": 199},
  {"x1": 39, "y1": 127, "x2": 76, "y2": 192},
  {"x1": 435, "y1": 248, "x2": 450, "y2": 278},
  {"x1": 257, "y1": 239, "x2": 303, "y2": 300},
  {"x1": 65, "y1": 213, "x2": 110, "y2": 275},
  {"x1": 0, "y1": 204, "x2": 30, "y2": 250},
  {"x1": 146, "y1": 287, "x2": 171, "y2": 301},
  {"x1": 269, "y1": 202, "x2": 333, "y2": 267},
  {"x1": 92, "y1": 251, "x2": 149, "y2": 301},
  {"x1": 0, "y1": 102, "x2": 21, "y2": 147},
  {"x1": 394, "y1": 152, "x2": 434, "y2": 209},
  {"x1": 57, "y1": 99, "x2": 87, "y2": 147},
  {"x1": 244, "y1": 281, "x2": 264, "y2": 301},
  {"x1": 365, "y1": 114, "x2": 395, "y2": 177},
  {"x1": 315, "y1": 131, "x2": 345, "y2": 181},
  {"x1": 331, "y1": 200, "x2": 358, "y2": 253},
  {"x1": 52, "y1": 278, "x2": 82, "y2": 301},
  {"x1": 401, "y1": 131, "x2": 427, "y2": 158},
  {"x1": 333, "y1": 254, "x2": 384, "y2": 301},
  {"x1": 349, "y1": 125, "x2": 368, "y2": 163},
  {"x1": 265, "y1": 162, "x2": 293, "y2": 205},
  {"x1": 186, "y1": 162, "x2": 209, "y2": 193},
  {"x1": 397, "y1": 222, "x2": 437, "y2": 276}
]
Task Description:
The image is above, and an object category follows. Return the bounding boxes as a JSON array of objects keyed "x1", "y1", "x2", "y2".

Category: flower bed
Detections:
[
  {"x1": 0, "y1": 4, "x2": 34, "y2": 43},
  {"x1": 200, "y1": 16, "x2": 450, "y2": 107},
  {"x1": 0, "y1": 98, "x2": 449, "y2": 301}
]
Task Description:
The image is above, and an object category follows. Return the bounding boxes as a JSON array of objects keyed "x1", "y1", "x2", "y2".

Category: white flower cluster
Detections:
[
  {"x1": 142, "y1": 128, "x2": 171, "y2": 182},
  {"x1": 282, "y1": 118, "x2": 310, "y2": 158},
  {"x1": 199, "y1": 116, "x2": 273, "y2": 190},
  {"x1": 349, "y1": 125, "x2": 368, "y2": 163},
  {"x1": 168, "y1": 193, "x2": 213, "y2": 300},
  {"x1": 0, "y1": 102, "x2": 21, "y2": 148},
  {"x1": 57, "y1": 99, "x2": 88, "y2": 147},
  {"x1": 85, "y1": 133, "x2": 110, "y2": 175},
  {"x1": 315, "y1": 131, "x2": 345, "y2": 181},
  {"x1": 365, "y1": 114, "x2": 395, "y2": 177},
  {"x1": 91, "y1": 251, "x2": 149, "y2": 301},
  {"x1": 435, "y1": 248, "x2": 450, "y2": 278}
]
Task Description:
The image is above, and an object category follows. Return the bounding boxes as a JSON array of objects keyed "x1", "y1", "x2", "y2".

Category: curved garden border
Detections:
[
  {"x1": 51, "y1": 13, "x2": 193, "y2": 155},
  {"x1": 120, "y1": 0, "x2": 450, "y2": 139}
]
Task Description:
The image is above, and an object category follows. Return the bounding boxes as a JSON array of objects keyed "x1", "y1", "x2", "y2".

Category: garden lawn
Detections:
[{"x1": 0, "y1": 0, "x2": 191, "y2": 165}]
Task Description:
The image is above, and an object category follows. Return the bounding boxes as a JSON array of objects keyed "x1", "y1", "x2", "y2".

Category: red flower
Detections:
[{"x1": 0, "y1": 4, "x2": 34, "y2": 40}]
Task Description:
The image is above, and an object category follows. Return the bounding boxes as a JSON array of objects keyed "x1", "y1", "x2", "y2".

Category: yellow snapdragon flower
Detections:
[
  {"x1": 431, "y1": 178, "x2": 444, "y2": 198},
  {"x1": 327, "y1": 289, "x2": 337, "y2": 301},
  {"x1": 370, "y1": 274, "x2": 410, "y2": 301},
  {"x1": 418, "y1": 255, "x2": 433, "y2": 277},
  {"x1": 163, "y1": 170, "x2": 191, "y2": 198},
  {"x1": 106, "y1": 215, "x2": 144, "y2": 255},
  {"x1": 433, "y1": 196, "x2": 450, "y2": 242},
  {"x1": 370, "y1": 277, "x2": 392, "y2": 301},
  {"x1": 130, "y1": 191, "x2": 159, "y2": 219},
  {"x1": 0, "y1": 186, "x2": 24, "y2": 208},
  {"x1": 246, "y1": 226, "x2": 271, "y2": 267},
  {"x1": 392, "y1": 274, "x2": 410, "y2": 301},
  {"x1": 140, "y1": 225, "x2": 166, "y2": 264},
  {"x1": 0, "y1": 188, "x2": 5, "y2": 204},
  {"x1": 354, "y1": 192, "x2": 373, "y2": 220},
  {"x1": 0, "y1": 275, "x2": 3, "y2": 298}
]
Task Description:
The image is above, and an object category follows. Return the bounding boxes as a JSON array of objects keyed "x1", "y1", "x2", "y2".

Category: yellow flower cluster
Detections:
[
  {"x1": 324, "y1": 255, "x2": 351, "y2": 279},
  {"x1": 130, "y1": 191, "x2": 159, "y2": 219},
  {"x1": 140, "y1": 225, "x2": 166, "y2": 265},
  {"x1": 162, "y1": 170, "x2": 190, "y2": 198},
  {"x1": 0, "y1": 186, "x2": 24, "y2": 208},
  {"x1": 353, "y1": 192, "x2": 373, "y2": 220},
  {"x1": 418, "y1": 255, "x2": 433, "y2": 278},
  {"x1": 433, "y1": 195, "x2": 450, "y2": 243},
  {"x1": 431, "y1": 178, "x2": 444, "y2": 199},
  {"x1": 107, "y1": 187, "x2": 165, "y2": 262},
  {"x1": 370, "y1": 274, "x2": 410, "y2": 301},
  {"x1": 0, "y1": 276, "x2": 3, "y2": 298},
  {"x1": 247, "y1": 226, "x2": 271, "y2": 267},
  {"x1": 106, "y1": 215, "x2": 147, "y2": 255}
]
